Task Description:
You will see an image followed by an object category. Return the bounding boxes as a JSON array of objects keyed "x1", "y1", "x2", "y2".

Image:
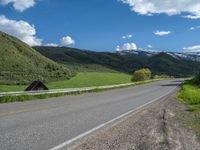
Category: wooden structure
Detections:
[{"x1": 25, "y1": 81, "x2": 49, "y2": 91}]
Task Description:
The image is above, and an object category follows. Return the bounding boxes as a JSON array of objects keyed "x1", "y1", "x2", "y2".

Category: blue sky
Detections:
[{"x1": 0, "y1": 0, "x2": 200, "y2": 52}]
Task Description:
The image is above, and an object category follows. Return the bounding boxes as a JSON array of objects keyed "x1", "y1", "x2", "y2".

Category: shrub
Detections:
[
  {"x1": 131, "y1": 68, "x2": 151, "y2": 82},
  {"x1": 193, "y1": 72, "x2": 200, "y2": 85}
]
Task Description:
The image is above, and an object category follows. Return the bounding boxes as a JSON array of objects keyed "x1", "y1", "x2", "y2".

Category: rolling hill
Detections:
[
  {"x1": 0, "y1": 31, "x2": 74, "y2": 84},
  {"x1": 34, "y1": 46, "x2": 200, "y2": 77}
]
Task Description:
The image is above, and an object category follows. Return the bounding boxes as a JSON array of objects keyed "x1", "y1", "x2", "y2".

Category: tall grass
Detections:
[
  {"x1": 178, "y1": 80, "x2": 200, "y2": 136},
  {"x1": 178, "y1": 82, "x2": 200, "y2": 105}
]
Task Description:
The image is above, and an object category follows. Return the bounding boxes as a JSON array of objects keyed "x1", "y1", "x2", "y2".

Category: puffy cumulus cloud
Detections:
[
  {"x1": 116, "y1": 42, "x2": 137, "y2": 51},
  {"x1": 0, "y1": 0, "x2": 36, "y2": 12},
  {"x1": 122, "y1": 34, "x2": 132, "y2": 39},
  {"x1": 0, "y1": 15, "x2": 42, "y2": 46},
  {"x1": 45, "y1": 36, "x2": 76, "y2": 47},
  {"x1": 60, "y1": 36, "x2": 75, "y2": 46},
  {"x1": 183, "y1": 45, "x2": 200, "y2": 52},
  {"x1": 154, "y1": 30, "x2": 171, "y2": 36},
  {"x1": 119, "y1": 0, "x2": 200, "y2": 19},
  {"x1": 45, "y1": 43, "x2": 58, "y2": 47}
]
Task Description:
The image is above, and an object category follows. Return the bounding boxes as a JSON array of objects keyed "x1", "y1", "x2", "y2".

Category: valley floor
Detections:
[
  {"x1": 70, "y1": 88, "x2": 200, "y2": 150},
  {"x1": 0, "y1": 72, "x2": 131, "y2": 92}
]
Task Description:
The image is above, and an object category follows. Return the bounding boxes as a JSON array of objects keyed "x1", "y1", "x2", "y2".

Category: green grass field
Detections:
[
  {"x1": 178, "y1": 81, "x2": 200, "y2": 136},
  {"x1": 0, "y1": 72, "x2": 131, "y2": 92},
  {"x1": 178, "y1": 82, "x2": 200, "y2": 105},
  {"x1": 0, "y1": 85, "x2": 26, "y2": 92},
  {"x1": 48, "y1": 72, "x2": 131, "y2": 89}
]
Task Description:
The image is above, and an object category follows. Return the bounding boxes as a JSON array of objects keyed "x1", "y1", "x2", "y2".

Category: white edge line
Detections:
[{"x1": 49, "y1": 85, "x2": 179, "y2": 150}]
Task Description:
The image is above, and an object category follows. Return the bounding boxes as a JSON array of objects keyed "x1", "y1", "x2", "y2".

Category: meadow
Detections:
[{"x1": 0, "y1": 72, "x2": 131, "y2": 92}]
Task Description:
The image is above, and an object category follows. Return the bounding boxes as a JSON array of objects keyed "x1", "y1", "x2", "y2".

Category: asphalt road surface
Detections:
[{"x1": 0, "y1": 80, "x2": 182, "y2": 150}]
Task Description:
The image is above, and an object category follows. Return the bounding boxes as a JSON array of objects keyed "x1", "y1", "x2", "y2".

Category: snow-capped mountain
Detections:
[{"x1": 117, "y1": 50, "x2": 200, "y2": 61}]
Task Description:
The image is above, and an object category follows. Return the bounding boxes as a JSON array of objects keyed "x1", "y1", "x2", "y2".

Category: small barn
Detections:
[{"x1": 25, "y1": 81, "x2": 49, "y2": 91}]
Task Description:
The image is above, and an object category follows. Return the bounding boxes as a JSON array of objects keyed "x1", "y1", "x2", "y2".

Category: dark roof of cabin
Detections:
[{"x1": 25, "y1": 81, "x2": 48, "y2": 91}]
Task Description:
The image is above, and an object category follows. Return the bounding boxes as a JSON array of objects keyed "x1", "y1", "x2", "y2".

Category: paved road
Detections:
[{"x1": 0, "y1": 80, "x2": 182, "y2": 150}]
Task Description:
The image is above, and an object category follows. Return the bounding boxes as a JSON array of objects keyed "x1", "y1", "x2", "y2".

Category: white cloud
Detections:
[
  {"x1": 45, "y1": 43, "x2": 58, "y2": 47},
  {"x1": 0, "y1": 15, "x2": 42, "y2": 46},
  {"x1": 122, "y1": 34, "x2": 132, "y2": 39},
  {"x1": 116, "y1": 45, "x2": 121, "y2": 51},
  {"x1": 189, "y1": 26, "x2": 200, "y2": 30},
  {"x1": 0, "y1": 0, "x2": 36, "y2": 12},
  {"x1": 45, "y1": 36, "x2": 75, "y2": 47},
  {"x1": 147, "y1": 44, "x2": 153, "y2": 48},
  {"x1": 183, "y1": 45, "x2": 200, "y2": 52},
  {"x1": 116, "y1": 42, "x2": 137, "y2": 51},
  {"x1": 154, "y1": 30, "x2": 171, "y2": 36},
  {"x1": 184, "y1": 14, "x2": 200, "y2": 20},
  {"x1": 189, "y1": 27, "x2": 195, "y2": 30},
  {"x1": 60, "y1": 36, "x2": 75, "y2": 46},
  {"x1": 119, "y1": 0, "x2": 200, "y2": 19}
]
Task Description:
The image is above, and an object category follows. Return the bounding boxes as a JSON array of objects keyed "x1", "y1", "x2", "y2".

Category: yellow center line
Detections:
[{"x1": 0, "y1": 103, "x2": 71, "y2": 117}]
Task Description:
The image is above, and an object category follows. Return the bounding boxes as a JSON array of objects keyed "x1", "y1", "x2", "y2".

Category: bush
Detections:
[
  {"x1": 193, "y1": 72, "x2": 200, "y2": 85},
  {"x1": 131, "y1": 68, "x2": 151, "y2": 82}
]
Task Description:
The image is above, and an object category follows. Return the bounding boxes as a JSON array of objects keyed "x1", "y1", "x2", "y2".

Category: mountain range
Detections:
[
  {"x1": 34, "y1": 46, "x2": 200, "y2": 78},
  {"x1": 117, "y1": 49, "x2": 200, "y2": 61}
]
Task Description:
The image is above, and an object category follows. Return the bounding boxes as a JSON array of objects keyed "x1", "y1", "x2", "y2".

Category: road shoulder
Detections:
[{"x1": 69, "y1": 88, "x2": 200, "y2": 150}]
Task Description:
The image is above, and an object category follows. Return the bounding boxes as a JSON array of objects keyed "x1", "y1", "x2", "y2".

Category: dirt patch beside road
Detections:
[{"x1": 69, "y1": 88, "x2": 200, "y2": 150}]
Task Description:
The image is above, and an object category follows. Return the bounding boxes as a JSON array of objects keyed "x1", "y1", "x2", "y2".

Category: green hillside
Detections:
[
  {"x1": 35, "y1": 46, "x2": 200, "y2": 77},
  {"x1": 35, "y1": 46, "x2": 124, "y2": 72},
  {"x1": 0, "y1": 32, "x2": 74, "y2": 84},
  {"x1": 148, "y1": 52, "x2": 199, "y2": 77}
]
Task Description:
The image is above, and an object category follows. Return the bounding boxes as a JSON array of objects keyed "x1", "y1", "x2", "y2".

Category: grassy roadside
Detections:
[
  {"x1": 0, "y1": 80, "x2": 159, "y2": 103},
  {"x1": 177, "y1": 80, "x2": 200, "y2": 136},
  {"x1": 0, "y1": 72, "x2": 131, "y2": 92}
]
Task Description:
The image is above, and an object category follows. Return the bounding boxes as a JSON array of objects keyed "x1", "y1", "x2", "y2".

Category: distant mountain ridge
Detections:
[
  {"x1": 34, "y1": 46, "x2": 200, "y2": 77},
  {"x1": 117, "y1": 49, "x2": 200, "y2": 61}
]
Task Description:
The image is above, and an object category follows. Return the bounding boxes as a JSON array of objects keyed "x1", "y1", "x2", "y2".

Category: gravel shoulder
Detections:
[{"x1": 69, "y1": 88, "x2": 200, "y2": 150}]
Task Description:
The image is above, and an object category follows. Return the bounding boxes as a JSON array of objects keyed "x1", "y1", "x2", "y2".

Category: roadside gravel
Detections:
[{"x1": 69, "y1": 88, "x2": 200, "y2": 150}]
